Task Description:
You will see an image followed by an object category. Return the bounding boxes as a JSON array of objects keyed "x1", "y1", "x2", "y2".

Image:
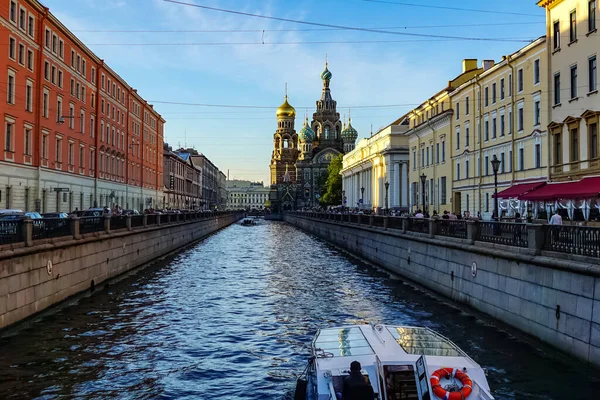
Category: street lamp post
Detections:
[
  {"x1": 360, "y1": 187, "x2": 365, "y2": 210},
  {"x1": 384, "y1": 181, "x2": 390, "y2": 214},
  {"x1": 420, "y1": 173, "x2": 426, "y2": 213},
  {"x1": 491, "y1": 155, "x2": 501, "y2": 221}
]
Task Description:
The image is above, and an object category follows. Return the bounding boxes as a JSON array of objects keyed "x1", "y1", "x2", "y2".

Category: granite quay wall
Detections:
[
  {"x1": 0, "y1": 211, "x2": 243, "y2": 330},
  {"x1": 284, "y1": 212, "x2": 600, "y2": 368}
]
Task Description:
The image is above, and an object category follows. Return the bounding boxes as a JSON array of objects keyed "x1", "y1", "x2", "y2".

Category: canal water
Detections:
[{"x1": 0, "y1": 221, "x2": 598, "y2": 399}]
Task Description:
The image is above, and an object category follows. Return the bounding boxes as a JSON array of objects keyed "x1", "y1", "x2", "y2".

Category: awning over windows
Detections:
[
  {"x1": 519, "y1": 177, "x2": 600, "y2": 201},
  {"x1": 492, "y1": 181, "x2": 546, "y2": 199}
]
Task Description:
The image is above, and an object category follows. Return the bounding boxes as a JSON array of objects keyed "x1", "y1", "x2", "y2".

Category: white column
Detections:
[
  {"x1": 401, "y1": 162, "x2": 408, "y2": 207},
  {"x1": 393, "y1": 162, "x2": 400, "y2": 208}
]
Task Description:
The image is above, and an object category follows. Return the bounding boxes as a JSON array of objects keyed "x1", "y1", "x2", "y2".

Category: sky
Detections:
[{"x1": 43, "y1": 0, "x2": 546, "y2": 184}]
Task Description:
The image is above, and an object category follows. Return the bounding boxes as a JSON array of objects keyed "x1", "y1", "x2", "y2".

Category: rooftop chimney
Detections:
[
  {"x1": 482, "y1": 60, "x2": 495, "y2": 71},
  {"x1": 462, "y1": 59, "x2": 478, "y2": 73}
]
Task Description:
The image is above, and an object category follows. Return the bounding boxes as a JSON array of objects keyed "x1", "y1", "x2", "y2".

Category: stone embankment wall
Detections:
[
  {"x1": 0, "y1": 213, "x2": 241, "y2": 329},
  {"x1": 284, "y1": 214, "x2": 600, "y2": 367}
]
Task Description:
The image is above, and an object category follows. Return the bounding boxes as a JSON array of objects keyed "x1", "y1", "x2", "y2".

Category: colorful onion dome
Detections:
[
  {"x1": 321, "y1": 64, "x2": 332, "y2": 81},
  {"x1": 342, "y1": 118, "x2": 358, "y2": 142},
  {"x1": 299, "y1": 117, "x2": 315, "y2": 142},
  {"x1": 276, "y1": 96, "x2": 296, "y2": 118}
]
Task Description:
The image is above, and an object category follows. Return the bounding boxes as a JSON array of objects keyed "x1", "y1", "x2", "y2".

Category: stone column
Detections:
[
  {"x1": 527, "y1": 224, "x2": 545, "y2": 253},
  {"x1": 143, "y1": 214, "x2": 148, "y2": 227},
  {"x1": 401, "y1": 162, "x2": 408, "y2": 207},
  {"x1": 70, "y1": 216, "x2": 80, "y2": 240},
  {"x1": 156, "y1": 214, "x2": 161, "y2": 226},
  {"x1": 393, "y1": 162, "x2": 400, "y2": 208},
  {"x1": 428, "y1": 218, "x2": 436, "y2": 238},
  {"x1": 104, "y1": 215, "x2": 111, "y2": 234},
  {"x1": 466, "y1": 220, "x2": 478, "y2": 244},
  {"x1": 401, "y1": 216, "x2": 408, "y2": 233},
  {"x1": 23, "y1": 216, "x2": 33, "y2": 247},
  {"x1": 126, "y1": 215, "x2": 132, "y2": 231}
]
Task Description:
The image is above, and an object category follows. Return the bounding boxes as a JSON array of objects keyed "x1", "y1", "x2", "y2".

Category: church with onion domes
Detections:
[{"x1": 269, "y1": 61, "x2": 358, "y2": 211}]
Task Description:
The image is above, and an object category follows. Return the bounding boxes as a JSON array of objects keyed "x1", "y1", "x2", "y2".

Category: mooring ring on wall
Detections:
[
  {"x1": 47, "y1": 260, "x2": 53, "y2": 276},
  {"x1": 471, "y1": 262, "x2": 477, "y2": 278}
]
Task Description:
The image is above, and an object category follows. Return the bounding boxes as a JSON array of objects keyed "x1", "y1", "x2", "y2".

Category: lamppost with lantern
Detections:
[
  {"x1": 420, "y1": 173, "x2": 426, "y2": 213},
  {"x1": 360, "y1": 187, "x2": 365, "y2": 209},
  {"x1": 491, "y1": 155, "x2": 501, "y2": 221},
  {"x1": 384, "y1": 181, "x2": 390, "y2": 214}
]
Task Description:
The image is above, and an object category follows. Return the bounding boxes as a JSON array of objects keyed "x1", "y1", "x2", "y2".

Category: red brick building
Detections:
[{"x1": 1, "y1": 0, "x2": 165, "y2": 212}]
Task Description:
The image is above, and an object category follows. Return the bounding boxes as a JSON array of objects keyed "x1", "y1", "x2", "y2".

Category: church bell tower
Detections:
[{"x1": 270, "y1": 88, "x2": 298, "y2": 185}]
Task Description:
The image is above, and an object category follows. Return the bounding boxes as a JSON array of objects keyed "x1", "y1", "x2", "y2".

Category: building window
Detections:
[
  {"x1": 436, "y1": 143, "x2": 439, "y2": 163},
  {"x1": 57, "y1": 98, "x2": 62, "y2": 121},
  {"x1": 518, "y1": 106, "x2": 524, "y2": 131},
  {"x1": 484, "y1": 87, "x2": 489, "y2": 107},
  {"x1": 534, "y1": 59, "x2": 540, "y2": 84},
  {"x1": 90, "y1": 116, "x2": 95, "y2": 138},
  {"x1": 492, "y1": 83, "x2": 496, "y2": 104},
  {"x1": 518, "y1": 148, "x2": 524, "y2": 171},
  {"x1": 571, "y1": 128, "x2": 579, "y2": 162},
  {"x1": 42, "y1": 134, "x2": 48, "y2": 159},
  {"x1": 508, "y1": 74, "x2": 513, "y2": 96},
  {"x1": 59, "y1": 40, "x2": 64, "y2": 58},
  {"x1": 500, "y1": 114, "x2": 505, "y2": 136},
  {"x1": 5, "y1": 121, "x2": 14, "y2": 151},
  {"x1": 553, "y1": 20, "x2": 560, "y2": 49},
  {"x1": 7, "y1": 72, "x2": 15, "y2": 104},
  {"x1": 484, "y1": 120, "x2": 489, "y2": 141},
  {"x1": 9, "y1": 37, "x2": 16, "y2": 60},
  {"x1": 554, "y1": 73, "x2": 561, "y2": 105},
  {"x1": 484, "y1": 156, "x2": 489, "y2": 176},
  {"x1": 56, "y1": 138, "x2": 62, "y2": 164},
  {"x1": 590, "y1": 123, "x2": 598, "y2": 159},
  {"x1": 51, "y1": 65, "x2": 56, "y2": 84},
  {"x1": 68, "y1": 142, "x2": 74, "y2": 165},
  {"x1": 9, "y1": 1, "x2": 16, "y2": 22},
  {"x1": 535, "y1": 143, "x2": 541, "y2": 168},
  {"x1": 421, "y1": 148, "x2": 424, "y2": 167},
  {"x1": 465, "y1": 97, "x2": 469, "y2": 115},
  {"x1": 25, "y1": 81, "x2": 32, "y2": 111},
  {"x1": 52, "y1": 34, "x2": 57, "y2": 53},
  {"x1": 590, "y1": 56, "x2": 597, "y2": 92},
  {"x1": 500, "y1": 78, "x2": 505, "y2": 100},
  {"x1": 590, "y1": 0, "x2": 597, "y2": 32},
  {"x1": 442, "y1": 140, "x2": 445, "y2": 162},
  {"x1": 486, "y1": 193, "x2": 490, "y2": 212},
  {"x1": 456, "y1": 128, "x2": 460, "y2": 149},
  {"x1": 571, "y1": 65, "x2": 578, "y2": 98},
  {"x1": 456, "y1": 102, "x2": 460, "y2": 120},
  {"x1": 79, "y1": 146, "x2": 84, "y2": 168},
  {"x1": 508, "y1": 150, "x2": 513, "y2": 172},
  {"x1": 500, "y1": 152, "x2": 506, "y2": 173},
  {"x1": 534, "y1": 100, "x2": 541, "y2": 126},
  {"x1": 24, "y1": 126, "x2": 31, "y2": 155},
  {"x1": 465, "y1": 160, "x2": 470, "y2": 179},
  {"x1": 69, "y1": 104, "x2": 75, "y2": 129},
  {"x1": 58, "y1": 70, "x2": 63, "y2": 88},
  {"x1": 456, "y1": 163, "x2": 461, "y2": 180},
  {"x1": 426, "y1": 147, "x2": 430, "y2": 166},
  {"x1": 18, "y1": 43, "x2": 24, "y2": 65},
  {"x1": 28, "y1": 15, "x2": 34, "y2": 37},
  {"x1": 80, "y1": 110, "x2": 85, "y2": 133},
  {"x1": 570, "y1": 10, "x2": 577, "y2": 42},
  {"x1": 517, "y1": 68, "x2": 524, "y2": 92},
  {"x1": 492, "y1": 118, "x2": 497, "y2": 139},
  {"x1": 27, "y1": 49, "x2": 33, "y2": 70},
  {"x1": 466, "y1": 126, "x2": 470, "y2": 147}
]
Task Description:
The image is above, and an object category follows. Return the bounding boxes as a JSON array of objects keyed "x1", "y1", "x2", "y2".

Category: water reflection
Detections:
[{"x1": 0, "y1": 220, "x2": 598, "y2": 399}]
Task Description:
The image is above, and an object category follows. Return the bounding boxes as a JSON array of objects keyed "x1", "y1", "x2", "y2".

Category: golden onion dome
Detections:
[{"x1": 276, "y1": 96, "x2": 296, "y2": 119}]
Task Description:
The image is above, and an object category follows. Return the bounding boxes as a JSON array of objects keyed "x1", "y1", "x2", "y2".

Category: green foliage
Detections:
[{"x1": 320, "y1": 154, "x2": 344, "y2": 205}]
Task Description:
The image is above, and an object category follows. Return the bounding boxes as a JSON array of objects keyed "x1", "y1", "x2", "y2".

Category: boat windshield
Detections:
[
  {"x1": 314, "y1": 327, "x2": 374, "y2": 357},
  {"x1": 387, "y1": 327, "x2": 466, "y2": 357}
]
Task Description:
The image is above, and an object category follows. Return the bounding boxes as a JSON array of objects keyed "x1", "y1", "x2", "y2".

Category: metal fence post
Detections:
[
  {"x1": 401, "y1": 217, "x2": 408, "y2": 233},
  {"x1": 70, "y1": 216, "x2": 81, "y2": 239},
  {"x1": 156, "y1": 214, "x2": 161, "y2": 226},
  {"x1": 383, "y1": 216, "x2": 389, "y2": 229},
  {"x1": 143, "y1": 214, "x2": 148, "y2": 227},
  {"x1": 23, "y1": 216, "x2": 33, "y2": 247},
  {"x1": 104, "y1": 215, "x2": 111, "y2": 234},
  {"x1": 126, "y1": 215, "x2": 132, "y2": 231}
]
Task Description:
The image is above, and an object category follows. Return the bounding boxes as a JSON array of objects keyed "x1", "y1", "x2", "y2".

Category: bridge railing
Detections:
[
  {"x1": 0, "y1": 211, "x2": 241, "y2": 249},
  {"x1": 290, "y1": 212, "x2": 592, "y2": 257}
]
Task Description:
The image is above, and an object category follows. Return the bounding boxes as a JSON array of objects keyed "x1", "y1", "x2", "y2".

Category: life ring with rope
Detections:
[{"x1": 430, "y1": 367, "x2": 473, "y2": 400}]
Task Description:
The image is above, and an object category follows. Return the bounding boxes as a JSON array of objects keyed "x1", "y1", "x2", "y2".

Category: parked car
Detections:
[
  {"x1": 42, "y1": 212, "x2": 70, "y2": 229},
  {"x1": 121, "y1": 209, "x2": 140, "y2": 216},
  {"x1": 82, "y1": 208, "x2": 111, "y2": 217},
  {"x1": 41, "y1": 212, "x2": 69, "y2": 219},
  {"x1": 0, "y1": 212, "x2": 44, "y2": 237},
  {"x1": 0, "y1": 209, "x2": 24, "y2": 215}
]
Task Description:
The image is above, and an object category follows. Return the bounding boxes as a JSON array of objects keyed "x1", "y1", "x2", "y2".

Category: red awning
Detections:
[
  {"x1": 519, "y1": 177, "x2": 600, "y2": 201},
  {"x1": 493, "y1": 181, "x2": 546, "y2": 199}
]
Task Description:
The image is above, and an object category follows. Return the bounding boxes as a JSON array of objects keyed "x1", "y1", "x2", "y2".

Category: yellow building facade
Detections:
[
  {"x1": 538, "y1": 0, "x2": 599, "y2": 182},
  {"x1": 407, "y1": 60, "x2": 482, "y2": 214},
  {"x1": 449, "y1": 38, "x2": 549, "y2": 217},
  {"x1": 341, "y1": 120, "x2": 410, "y2": 211}
]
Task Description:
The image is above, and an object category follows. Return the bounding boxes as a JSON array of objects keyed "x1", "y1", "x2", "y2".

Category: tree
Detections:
[{"x1": 320, "y1": 154, "x2": 344, "y2": 206}]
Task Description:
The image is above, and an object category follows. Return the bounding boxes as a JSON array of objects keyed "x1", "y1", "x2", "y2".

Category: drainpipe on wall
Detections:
[
  {"x1": 35, "y1": 8, "x2": 49, "y2": 212},
  {"x1": 507, "y1": 55, "x2": 517, "y2": 186},
  {"x1": 426, "y1": 115, "x2": 436, "y2": 212},
  {"x1": 475, "y1": 76, "x2": 483, "y2": 213}
]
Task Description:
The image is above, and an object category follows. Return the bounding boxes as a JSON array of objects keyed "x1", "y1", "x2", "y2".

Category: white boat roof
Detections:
[{"x1": 312, "y1": 324, "x2": 493, "y2": 399}]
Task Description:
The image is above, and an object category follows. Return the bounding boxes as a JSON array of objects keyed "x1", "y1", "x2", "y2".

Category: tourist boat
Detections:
[
  {"x1": 295, "y1": 324, "x2": 494, "y2": 400},
  {"x1": 241, "y1": 218, "x2": 256, "y2": 226}
]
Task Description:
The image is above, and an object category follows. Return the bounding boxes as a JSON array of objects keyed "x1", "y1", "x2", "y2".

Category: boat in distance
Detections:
[{"x1": 295, "y1": 323, "x2": 494, "y2": 400}]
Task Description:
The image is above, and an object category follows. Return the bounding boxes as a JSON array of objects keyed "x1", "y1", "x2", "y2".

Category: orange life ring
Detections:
[{"x1": 430, "y1": 367, "x2": 473, "y2": 400}]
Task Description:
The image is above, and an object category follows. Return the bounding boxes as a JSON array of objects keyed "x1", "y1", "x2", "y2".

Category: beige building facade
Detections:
[
  {"x1": 406, "y1": 60, "x2": 482, "y2": 214},
  {"x1": 341, "y1": 120, "x2": 410, "y2": 211},
  {"x1": 450, "y1": 38, "x2": 549, "y2": 217},
  {"x1": 538, "y1": 0, "x2": 599, "y2": 182}
]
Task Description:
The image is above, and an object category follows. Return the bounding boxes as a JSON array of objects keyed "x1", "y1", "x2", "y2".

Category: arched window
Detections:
[
  {"x1": 283, "y1": 138, "x2": 289, "y2": 149},
  {"x1": 325, "y1": 126, "x2": 330, "y2": 139}
]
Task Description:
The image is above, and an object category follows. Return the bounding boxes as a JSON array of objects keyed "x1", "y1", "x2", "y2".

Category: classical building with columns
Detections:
[{"x1": 341, "y1": 117, "x2": 410, "y2": 212}]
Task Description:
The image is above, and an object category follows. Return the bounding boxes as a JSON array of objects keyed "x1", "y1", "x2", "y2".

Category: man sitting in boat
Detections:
[{"x1": 342, "y1": 361, "x2": 375, "y2": 400}]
